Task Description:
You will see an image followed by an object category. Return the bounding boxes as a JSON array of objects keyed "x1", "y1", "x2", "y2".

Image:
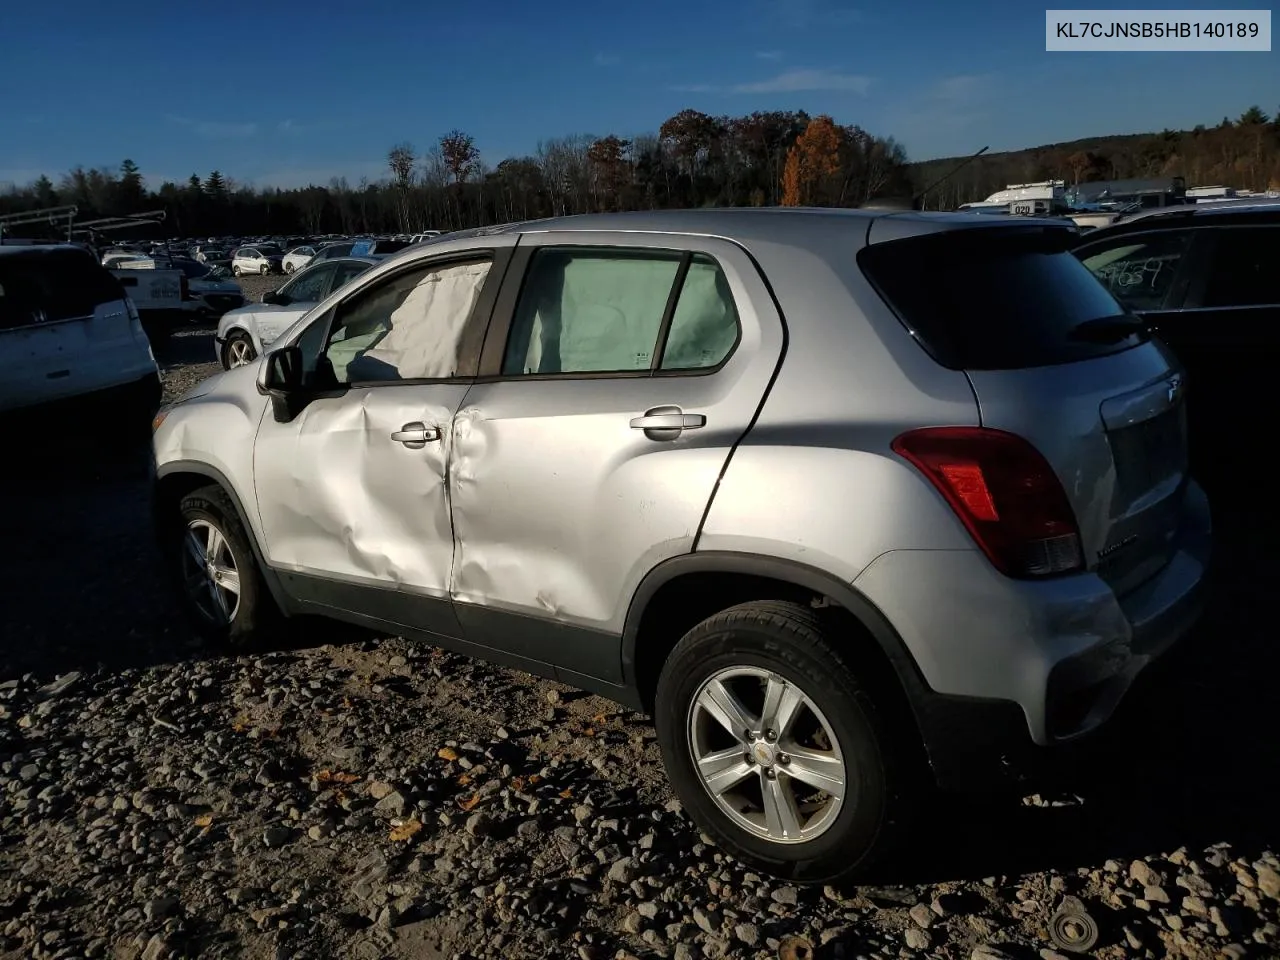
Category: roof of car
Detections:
[
  {"x1": 432, "y1": 207, "x2": 1071, "y2": 249},
  {"x1": 1093, "y1": 198, "x2": 1280, "y2": 232}
]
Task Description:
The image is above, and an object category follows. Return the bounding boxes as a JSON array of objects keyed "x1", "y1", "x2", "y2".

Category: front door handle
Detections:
[
  {"x1": 391, "y1": 422, "x2": 441, "y2": 449},
  {"x1": 630, "y1": 405, "x2": 706, "y2": 441}
]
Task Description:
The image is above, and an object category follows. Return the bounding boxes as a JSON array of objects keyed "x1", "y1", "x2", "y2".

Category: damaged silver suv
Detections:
[{"x1": 152, "y1": 209, "x2": 1210, "y2": 883}]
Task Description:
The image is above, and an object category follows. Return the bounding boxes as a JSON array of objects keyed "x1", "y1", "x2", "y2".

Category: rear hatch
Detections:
[
  {"x1": 0, "y1": 247, "x2": 151, "y2": 410},
  {"x1": 861, "y1": 221, "x2": 1188, "y2": 595}
]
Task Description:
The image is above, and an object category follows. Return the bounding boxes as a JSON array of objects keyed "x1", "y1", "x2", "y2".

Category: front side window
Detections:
[
  {"x1": 1200, "y1": 227, "x2": 1280, "y2": 308},
  {"x1": 322, "y1": 259, "x2": 492, "y2": 383},
  {"x1": 280, "y1": 264, "x2": 333, "y2": 303},
  {"x1": 1077, "y1": 230, "x2": 1193, "y2": 311}
]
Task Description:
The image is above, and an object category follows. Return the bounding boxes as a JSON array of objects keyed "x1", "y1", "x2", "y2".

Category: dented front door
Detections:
[{"x1": 253, "y1": 383, "x2": 471, "y2": 637}]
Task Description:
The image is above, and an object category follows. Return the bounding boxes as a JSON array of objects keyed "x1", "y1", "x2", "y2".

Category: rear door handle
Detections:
[
  {"x1": 391, "y1": 422, "x2": 440, "y2": 449},
  {"x1": 630, "y1": 405, "x2": 706, "y2": 440}
]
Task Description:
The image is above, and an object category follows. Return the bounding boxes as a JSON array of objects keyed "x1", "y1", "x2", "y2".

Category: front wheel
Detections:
[
  {"x1": 284, "y1": 262, "x2": 295, "y2": 274},
  {"x1": 260, "y1": 264, "x2": 270, "y2": 276},
  {"x1": 222, "y1": 331, "x2": 257, "y2": 369},
  {"x1": 654, "y1": 600, "x2": 920, "y2": 884},
  {"x1": 170, "y1": 485, "x2": 277, "y2": 647}
]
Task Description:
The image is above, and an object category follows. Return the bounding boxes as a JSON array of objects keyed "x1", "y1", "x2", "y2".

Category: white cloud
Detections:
[
  {"x1": 593, "y1": 52, "x2": 620, "y2": 66},
  {"x1": 673, "y1": 68, "x2": 872, "y2": 96},
  {"x1": 165, "y1": 115, "x2": 258, "y2": 139},
  {"x1": 756, "y1": 50, "x2": 785, "y2": 60}
]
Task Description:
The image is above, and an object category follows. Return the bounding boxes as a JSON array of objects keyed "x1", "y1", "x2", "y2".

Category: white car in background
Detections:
[
  {"x1": 213, "y1": 256, "x2": 379, "y2": 368},
  {"x1": 0, "y1": 244, "x2": 159, "y2": 415},
  {"x1": 231, "y1": 246, "x2": 283, "y2": 276},
  {"x1": 282, "y1": 246, "x2": 317, "y2": 274}
]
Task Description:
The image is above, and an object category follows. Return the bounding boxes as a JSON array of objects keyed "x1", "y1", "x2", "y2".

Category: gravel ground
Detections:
[{"x1": 2, "y1": 336, "x2": 1278, "y2": 960}]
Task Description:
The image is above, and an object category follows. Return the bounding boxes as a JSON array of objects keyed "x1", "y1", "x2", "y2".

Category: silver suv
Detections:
[{"x1": 151, "y1": 210, "x2": 1210, "y2": 883}]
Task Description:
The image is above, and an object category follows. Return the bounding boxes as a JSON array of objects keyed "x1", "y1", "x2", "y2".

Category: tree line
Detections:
[{"x1": 2, "y1": 105, "x2": 1278, "y2": 238}]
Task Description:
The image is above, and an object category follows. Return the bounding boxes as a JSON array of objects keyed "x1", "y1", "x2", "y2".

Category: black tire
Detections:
[
  {"x1": 260, "y1": 264, "x2": 270, "y2": 276},
  {"x1": 654, "y1": 600, "x2": 920, "y2": 884},
  {"x1": 284, "y1": 262, "x2": 295, "y2": 274},
  {"x1": 221, "y1": 331, "x2": 257, "y2": 370},
  {"x1": 170, "y1": 485, "x2": 277, "y2": 648}
]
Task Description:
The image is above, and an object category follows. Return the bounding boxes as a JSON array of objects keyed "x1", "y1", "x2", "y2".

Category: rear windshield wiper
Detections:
[{"x1": 1067, "y1": 316, "x2": 1149, "y2": 343}]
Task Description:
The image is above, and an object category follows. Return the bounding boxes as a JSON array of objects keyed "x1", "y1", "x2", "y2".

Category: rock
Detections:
[
  {"x1": 143, "y1": 897, "x2": 178, "y2": 921},
  {"x1": 1177, "y1": 873, "x2": 1215, "y2": 898},
  {"x1": 375, "y1": 791, "x2": 408, "y2": 816},
  {"x1": 909, "y1": 903, "x2": 934, "y2": 928},
  {"x1": 574, "y1": 804, "x2": 595, "y2": 825},
  {"x1": 692, "y1": 905, "x2": 722, "y2": 934},
  {"x1": 465, "y1": 812, "x2": 492, "y2": 837},
  {"x1": 368, "y1": 781, "x2": 396, "y2": 801},
  {"x1": 1183, "y1": 895, "x2": 1209, "y2": 916},
  {"x1": 608, "y1": 858, "x2": 638, "y2": 884},
  {"x1": 770, "y1": 886, "x2": 799, "y2": 906},
  {"x1": 637, "y1": 902, "x2": 659, "y2": 919},
  {"x1": 733, "y1": 923, "x2": 760, "y2": 947},
  {"x1": 262, "y1": 825, "x2": 292, "y2": 848},
  {"x1": 140, "y1": 935, "x2": 170, "y2": 960},
  {"x1": 972, "y1": 947, "x2": 1016, "y2": 960},
  {"x1": 905, "y1": 928, "x2": 930, "y2": 950},
  {"x1": 1145, "y1": 885, "x2": 1171, "y2": 904},
  {"x1": 1130, "y1": 860, "x2": 1164, "y2": 887},
  {"x1": 621, "y1": 912, "x2": 644, "y2": 934},
  {"x1": 1256, "y1": 865, "x2": 1280, "y2": 900},
  {"x1": 1039, "y1": 951, "x2": 1071, "y2": 960}
]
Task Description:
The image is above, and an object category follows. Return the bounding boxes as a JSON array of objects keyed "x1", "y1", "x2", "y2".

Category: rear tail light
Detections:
[{"x1": 892, "y1": 426, "x2": 1084, "y2": 578}]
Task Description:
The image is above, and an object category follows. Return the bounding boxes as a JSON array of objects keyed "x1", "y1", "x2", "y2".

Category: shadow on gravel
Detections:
[{"x1": 2, "y1": 380, "x2": 1276, "y2": 896}]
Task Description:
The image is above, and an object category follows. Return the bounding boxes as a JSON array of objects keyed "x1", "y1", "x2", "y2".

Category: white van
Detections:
[{"x1": 0, "y1": 245, "x2": 160, "y2": 415}]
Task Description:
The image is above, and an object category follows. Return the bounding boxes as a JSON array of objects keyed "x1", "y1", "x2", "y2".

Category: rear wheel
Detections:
[
  {"x1": 284, "y1": 262, "x2": 295, "y2": 274},
  {"x1": 654, "y1": 600, "x2": 919, "y2": 883},
  {"x1": 222, "y1": 331, "x2": 257, "y2": 369},
  {"x1": 170, "y1": 485, "x2": 278, "y2": 647},
  {"x1": 232, "y1": 264, "x2": 242, "y2": 277},
  {"x1": 260, "y1": 263, "x2": 270, "y2": 276}
]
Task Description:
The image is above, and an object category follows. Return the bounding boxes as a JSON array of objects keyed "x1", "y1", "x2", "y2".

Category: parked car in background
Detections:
[
  {"x1": 408, "y1": 231, "x2": 443, "y2": 244},
  {"x1": 154, "y1": 209, "x2": 1208, "y2": 883},
  {"x1": 173, "y1": 259, "x2": 246, "y2": 317},
  {"x1": 282, "y1": 246, "x2": 317, "y2": 274},
  {"x1": 1, "y1": 244, "x2": 159, "y2": 417},
  {"x1": 213, "y1": 256, "x2": 380, "y2": 368},
  {"x1": 310, "y1": 241, "x2": 355, "y2": 262},
  {"x1": 231, "y1": 246, "x2": 283, "y2": 276},
  {"x1": 1073, "y1": 199, "x2": 1280, "y2": 491}
]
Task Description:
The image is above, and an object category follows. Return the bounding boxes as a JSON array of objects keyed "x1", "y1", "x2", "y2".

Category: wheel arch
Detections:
[
  {"x1": 621, "y1": 552, "x2": 935, "y2": 757},
  {"x1": 153, "y1": 461, "x2": 292, "y2": 614}
]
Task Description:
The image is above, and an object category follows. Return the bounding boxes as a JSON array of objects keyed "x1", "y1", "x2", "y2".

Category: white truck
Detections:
[{"x1": 107, "y1": 257, "x2": 187, "y2": 341}]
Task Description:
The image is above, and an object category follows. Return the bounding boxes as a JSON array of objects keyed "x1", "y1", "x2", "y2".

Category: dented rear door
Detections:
[{"x1": 447, "y1": 232, "x2": 784, "y2": 684}]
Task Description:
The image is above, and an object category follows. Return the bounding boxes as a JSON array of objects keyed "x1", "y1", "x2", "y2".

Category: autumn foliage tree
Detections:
[{"x1": 781, "y1": 116, "x2": 843, "y2": 206}]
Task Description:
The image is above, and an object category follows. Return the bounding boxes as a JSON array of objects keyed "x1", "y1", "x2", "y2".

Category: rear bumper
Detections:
[{"x1": 853, "y1": 480, "x2": 1210, "y2": 790}]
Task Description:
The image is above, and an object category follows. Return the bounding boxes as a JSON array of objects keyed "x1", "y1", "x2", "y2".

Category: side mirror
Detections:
[
  {"x1": 261, "y1": 290, "x2": 284, "y2": 304},
  {"x1": 259, "y1": 345, "x2": 302, "y2": 394}
]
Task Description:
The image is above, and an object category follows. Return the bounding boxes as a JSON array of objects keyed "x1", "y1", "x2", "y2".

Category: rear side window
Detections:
[
  {"x1": 0, "y1": 249, "x2": 124, "y2": 330},
  {"x1": 1076, "y1": 230, "x2": 1193, "y2": 310},
  {"x1": 1200, "y1": 226, "x2": 1280, "y2": 308},
  {"x1": 859, "y1": 227, "x2": 1140, "y2": 371}
]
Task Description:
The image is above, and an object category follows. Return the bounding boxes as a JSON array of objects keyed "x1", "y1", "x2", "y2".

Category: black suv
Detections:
[{"x1": 1074, "y1": 200, "x2": 1280, "y2": 490}]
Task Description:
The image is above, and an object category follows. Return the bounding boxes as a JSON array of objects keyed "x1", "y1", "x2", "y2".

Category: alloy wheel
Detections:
[
  {"x1": 687, "y1": 666, "x2": 846, "y2": 844},
  {"x1": 180, "y1": 518, "x2": 241, "y2": 626}
]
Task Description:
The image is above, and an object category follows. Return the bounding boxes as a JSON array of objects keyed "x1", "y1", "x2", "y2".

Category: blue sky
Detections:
[{"x1": 1, "y1": 0, "x2": 1275, "y2": 190}]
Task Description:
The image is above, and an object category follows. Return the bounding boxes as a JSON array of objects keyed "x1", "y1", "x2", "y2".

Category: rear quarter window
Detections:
[
  {"x1": 0, "y1": 249, "x2": 125, "y2": 330},
  {"x1": 858, "y1": 226, "x2": 1142, "y2": 370}
]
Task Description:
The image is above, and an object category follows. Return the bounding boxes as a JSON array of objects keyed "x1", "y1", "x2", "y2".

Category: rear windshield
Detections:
[
  {"x1": 0, "y1": 248, "x2": 124, "y2": 330},
  {"x1": 857, "y1": 227, "x2": 1143, "y2": 370}
]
